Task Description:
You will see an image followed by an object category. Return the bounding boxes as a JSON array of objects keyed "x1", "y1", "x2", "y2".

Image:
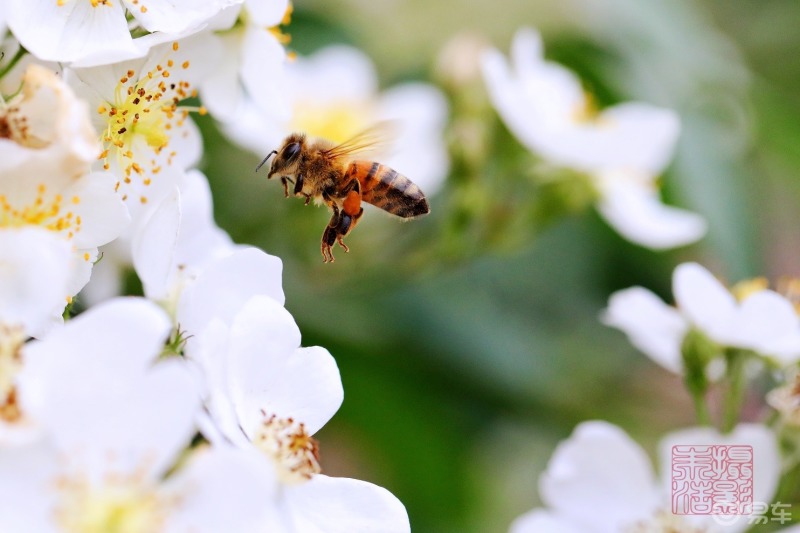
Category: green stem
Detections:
[
  {"x1": 721, "y1": 349, "x2": 748, "y2": 434},
  {"x1": 0, "y1": 46, "x2": 27, "y2": 82},
  {"x1": 692, "y1": 391, "x2": 712, "y2": 426}
]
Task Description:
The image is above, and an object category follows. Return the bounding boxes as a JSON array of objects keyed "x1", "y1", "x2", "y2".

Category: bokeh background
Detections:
[{"x1": 193, "y1": 0, "x2": 800, "y2": 530}]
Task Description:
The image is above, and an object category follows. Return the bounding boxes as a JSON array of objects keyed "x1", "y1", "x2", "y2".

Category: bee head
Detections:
[{"x1": 264, "y1": 133, "x2": 305, "y2": 179}]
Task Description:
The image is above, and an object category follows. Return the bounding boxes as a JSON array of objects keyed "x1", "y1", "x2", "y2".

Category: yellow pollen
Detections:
[
  {"x1": 731, "y1": 277, "x2": 769, "y2": 302},
  {"x1": 253, "y1": 412, "x2": 321, "y2": 484},
  {"x1": 0, "y1": 183, "x2": 77, "y2": 235},
  {"x1": 267, "y1": 1, "x2": 294, "y2": 45},
  {"x1": 172, "y1": 42, "x2": 179, "y2": 51}
]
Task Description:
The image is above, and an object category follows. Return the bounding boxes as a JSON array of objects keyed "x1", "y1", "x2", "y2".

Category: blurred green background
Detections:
[{"x1": 196, "y1": 0, "x2": 800, "y2": 530}]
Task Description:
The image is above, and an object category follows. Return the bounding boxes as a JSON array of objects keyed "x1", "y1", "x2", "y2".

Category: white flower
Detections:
[
  {"x1": 221, "y1": 44, "x2": 450, "y2": 195},
  {"x1": 481, "y1": 27, "x2": 706, "y2": 249},
  {"x1": 66, "y1": 34, "x2": 220, "y2": 223},
  {"x1": 603, "y1": 262, "x2": 800, "y2": 372},
  {"x1": 6, "y1": 0, "x2": 242, "y2": 67},
  {"x1": 190, "y1": 295, "x2": 411, "y2": 532},
  {"x1": 511, "y1": 421, "x2": 780, "y2": 533},
  {"x1": 0, "y1": 297, "x2": 281, "y2": 532},
  {"x1": 0, "y1": 64, "x2": 129, "y2": 307},
  {"x1": 200, "y1": 0, "x2": 292, "y2": 122}
]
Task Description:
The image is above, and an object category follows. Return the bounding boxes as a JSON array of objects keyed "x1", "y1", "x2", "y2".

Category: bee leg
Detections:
[
  {"x1": 293, "y1": 174, "x2": 305, "y2": 196},
  {"x1": 304, "y1": 195, "x2": 312, "y2": 206},
  {"x1": 320, "y1": 204, "x2": 341, "y2": 263},
  {"x1": 335, "y1": 213, "x2": 353, "y2": 253},
  {"x1": 321, "y1": 226, "x2": 337, "y2": 263},
  {"x1": 280, "y1": 177, "x2": 290, "y2": 198}
]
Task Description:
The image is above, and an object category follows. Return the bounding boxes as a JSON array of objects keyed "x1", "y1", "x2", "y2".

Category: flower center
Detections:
[
  {"x1": 0, "y1": 184, "x2": 83, "y2": 239},
  {"x1": 0, "y1": 102, "x2": 37, "y2": 147},
  {"x1": 252, "y1": 412, "x2": 321, "y2": 484},
  {"x1": 571, "y1": 91, "x2": 601, "y2": 124},
  {"x1": 97, "y1": 44, "x2": 204, "y2": 205},
  {"x1": 54, "y1": 472, "x2": 170, "y2": 533},
  {"x1": 0, "y1": 324, "x2": 25, "y2": 423},
  {"x1": 625, "y1": 510, "x2": 710, "y2": 533},
  {"x1": 290, "y1": 100, "x2": 372, "y2": 144}
]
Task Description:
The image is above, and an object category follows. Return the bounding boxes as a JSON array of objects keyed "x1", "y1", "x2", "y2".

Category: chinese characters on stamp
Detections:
[{"x1": 672, "y1": 445, "x2": 753, "y2": 516}]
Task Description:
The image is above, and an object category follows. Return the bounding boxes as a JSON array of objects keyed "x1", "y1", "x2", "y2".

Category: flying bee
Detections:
[{"x1": 256, "y1": 127, "x2": 430, "y2": 262}]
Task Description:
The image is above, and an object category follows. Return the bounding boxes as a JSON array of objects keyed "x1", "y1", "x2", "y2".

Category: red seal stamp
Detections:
[{"x1": 672, "y1": 445, "x2": 753, "y2": 516}]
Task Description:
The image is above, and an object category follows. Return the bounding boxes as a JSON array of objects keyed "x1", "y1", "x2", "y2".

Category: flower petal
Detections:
[
  {"x1": 536, "y1": 104, "x2": 680, "y2": 174},
  {"x1": 20, "y1": 298, "x2": 172, "y2": 419},
  {"x1": 240, "y1": 26, "x2": 290, "y2": 119},
  {"x1": 228, "y1": 297, "x2": 342, "y2": 437},
  {"x1": 673, "y1": 263, "x2": 736, "y2": 343},
  {"x1": 177, "y1": 247, "x2": 284, "y2": 341},
  {"x1": 132, "y1": 187, "x2": 181, "y2": 301},
  {"x1": 730, "y1": 291, "x2": 800, "y2": 363},
  {"x1": 539, "y1": 421, "x2": 660, "y2": 531},
  {"x1": 45, "y1": 359, "x2": 200, "y2": 481},
  {"x1": 173, "y1": 170, "x2": 235, "y2": 269},
  {"x1": 244, "y1": 0, "x2": 288, "y2": 27},
  {"x1": 601, "y1": 287, "x2": 688, "y2": 373},
  {"x1": 123, "y1": 0, "x2": 242, "y2": 34},
  {"x1": 0, "y1": 228, "x2": 72, "y2": 336},
  {"x1": 377, "y1": 83, "x2": 449, "y2": 195},
  {"x1": 165, "y1": 446, "x2": 280, "y2": 533},
  {"x1": 283, "y1": 475, "x2": 410, "y2": 533},
  {"x1": 288, "y1": 46, "x2": 378, "y2": 104},
  {"x1": 67, "y1": 171, "x2": 131, "y2": 249},
  {"x1": 595, "y1": 175, "x2": 707, "y2": 249},
  {"x1": 0, "y1": 443, "x2": 59, "y2": 533},
  {"x1": 7, "y1": 0, "x2": 134, "y2": 64},
  {"x1": 226, "y1": 297, "x2": 339, "y2": 438},
  {"x1": 510, "y1": 509, "x2": 583, "y2": 533}
]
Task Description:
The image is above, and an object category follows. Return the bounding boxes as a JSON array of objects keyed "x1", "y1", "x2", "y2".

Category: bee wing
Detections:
[{"x1": 321, "y1": 121, "x2": 397, "y2": 161}]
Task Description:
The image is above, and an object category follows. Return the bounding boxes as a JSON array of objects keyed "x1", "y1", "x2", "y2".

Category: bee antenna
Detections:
[{"x1": 255, "y1": 150, "x2": 278, "y2": 173}]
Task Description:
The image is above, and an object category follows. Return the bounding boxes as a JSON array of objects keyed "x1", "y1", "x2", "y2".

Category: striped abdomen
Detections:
[{"x1": 345, "y1": 160, "x2": 429, "y2": 218}]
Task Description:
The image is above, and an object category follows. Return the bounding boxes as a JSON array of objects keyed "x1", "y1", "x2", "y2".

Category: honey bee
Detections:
[{"x1": 256, "y1": 127, "x2": 430, "y2": 262}]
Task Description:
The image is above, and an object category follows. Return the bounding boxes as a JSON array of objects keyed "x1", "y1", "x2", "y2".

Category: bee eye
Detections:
[{"x1": 283, "y1": 142, "x2": 301, "y2": 161}]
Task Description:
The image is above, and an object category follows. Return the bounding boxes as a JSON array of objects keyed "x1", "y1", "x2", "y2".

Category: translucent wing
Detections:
[{"x1": 321, "y1": 121, "x2": 397, "y2": 161}]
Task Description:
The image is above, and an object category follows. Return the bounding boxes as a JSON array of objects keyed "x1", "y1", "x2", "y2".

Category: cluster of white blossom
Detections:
[
  {"x1": 485, "y1": 28, "x2": 800, "y2": 533},
  {"x1": 0, "y1": 1, "x2": 455, "y2": 531},
  {"x1": 482, "y1": 27, "x2": 706, "y2": 249}
]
